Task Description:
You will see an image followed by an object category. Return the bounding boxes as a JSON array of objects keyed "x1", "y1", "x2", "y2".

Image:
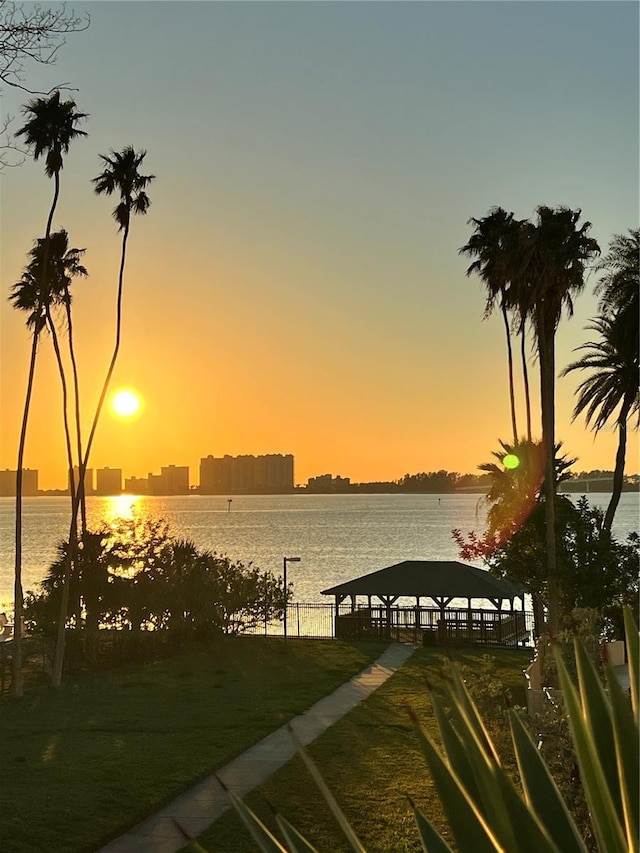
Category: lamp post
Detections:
[{"x1": 283, "y1": 556, "x2": 301, "y2": 640}]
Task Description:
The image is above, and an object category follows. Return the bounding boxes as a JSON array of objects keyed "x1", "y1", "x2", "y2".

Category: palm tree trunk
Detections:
[
  {"x1": 80, "y1": 224, "x2": 129, "y2": 479},
  {"x1": 604, "y1": 395, "x2": 633, "y2": 533},
  {"x1": 11, "y1": 328, "x2": 40, "y2": 697},
  {"x1": 13, "y1": 174, "x2": 61, "y2": 696},
  {"x1": 48, "y1": 305, "x2": 82, "y2": 688},
  {"x1": 501, "y1": 299, "x2": 518, "y2": 444},
  {"x1": 57, "y1": 225, "x2": 130, "y2": 681},
  {"x1": 64, "y1": 293, "x2": 87, "y2": 535},
  {"x1": 520, "y1": 319, "x2": 533, "y2": 442},
  {"x1": 537, "y1": 306, "x2": 560, "y2": 636}
]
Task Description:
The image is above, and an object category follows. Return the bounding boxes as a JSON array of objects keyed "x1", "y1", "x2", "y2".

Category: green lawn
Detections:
[
  {"x1": 0, "y1": 636, "x2": 388, "y2": 853},
  {"x1": 197, "y1": 646, "x2": 532, "y2": 853}
]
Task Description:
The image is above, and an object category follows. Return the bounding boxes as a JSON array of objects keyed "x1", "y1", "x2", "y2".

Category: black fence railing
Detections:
[{"x1": 247, "y1": 603, "x2": 534, "y2": 647}]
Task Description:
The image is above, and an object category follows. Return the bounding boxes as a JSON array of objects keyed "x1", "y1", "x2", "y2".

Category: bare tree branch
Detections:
[{"x1": 0, "y1": 0, "x2": 89, "y2": 167}]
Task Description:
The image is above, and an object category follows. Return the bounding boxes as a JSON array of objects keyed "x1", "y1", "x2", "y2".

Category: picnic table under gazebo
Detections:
[{"x1": 321, "y1": 560, "x2": 530, "y2": 647}]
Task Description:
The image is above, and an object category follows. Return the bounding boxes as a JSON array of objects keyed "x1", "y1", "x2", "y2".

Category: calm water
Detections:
[{"x1": 0, "y1": 492, "x2": 638, "y2": 612}]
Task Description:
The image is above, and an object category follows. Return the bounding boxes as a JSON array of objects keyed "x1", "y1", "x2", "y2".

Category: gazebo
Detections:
[{"x1": 321, "y1": 560, "x2": 529, "y2": 646}]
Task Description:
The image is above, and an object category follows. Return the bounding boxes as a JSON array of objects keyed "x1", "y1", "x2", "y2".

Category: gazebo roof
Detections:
[{"x1": 321, "y1": 560, "x2": 525, "y2": 601}]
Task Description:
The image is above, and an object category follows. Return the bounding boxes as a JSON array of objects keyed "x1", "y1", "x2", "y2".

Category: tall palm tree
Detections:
[
  {"x1": 12, "y1": 93, "x2": 86, "y2": 696},
  {"x1": 52, "y1": 146, "x2": 154, "y2": 687},
  {"x1": 518, "y1": 206, "x2": 600, "y2": 634},
  {"x1": 24, "y1": 233, "x2": 88, "y2": 498},
  {"x1": 562, "y1": 314, "x2": 639, "y2": 532},
  {"x1": 594, "y1": 228, "x2": 639, "y2": 355},
  {"x1": 15, "y1": 91, "x2": 88, "y2": 240},
  {"x1": 460, "y1": 207, "x2": 524, "y2": 445},
  {"x1": 79, "y1": 146, "x2": 154, "y2": 490}
]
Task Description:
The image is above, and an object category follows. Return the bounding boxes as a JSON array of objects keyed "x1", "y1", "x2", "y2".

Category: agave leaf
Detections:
[
  {"x1": 604, "y1": 663, "x2": 639, "y2": 850},
  {"x1": 492, "y1": 769, "x2": 564, "y2": 853},
  {"x1": 275, "y1": 813, "x2": 322, "y2": 853},
  {"x1": 224, "y1": 787, "x2": 289, "y2": 853},
  {"x1": 508, "y1": 710, "x2": 587, "y2": 853},
  {"x1": 411, "y1": 803, "x2": 456, "y2": 853},
  {"x1": 169, "y1": 818, "x2": 210, "y2": 853},
  {"x1": 288, "y1": 725, "x2": 367, "y2": 853},
  {"x1": 431, "y1": 691, "x2": 518, "y2": 849},
  {"x1": 573, "y1": 641, "x2": 620, "y2": 812},
  {"x1": 555, "y1": 647, "x2": 628, "y2": 853},
  {"x1": 410, "y1": 713, "x2": 502, "y2": 853},
  {"x1": 448, "y1": 666, "x2": 501, "y2": 766},
  {"x1": 430, "y1": 695, "x2": 484, "y2": 804},
  {"x1": 623, "y1": 606, "x2": 638, "y2": 718}
]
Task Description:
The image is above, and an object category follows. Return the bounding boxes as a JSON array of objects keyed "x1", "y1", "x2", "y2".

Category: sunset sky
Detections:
[{"x1": 1, "y1": 1, "x2": 638, "y2": 490}]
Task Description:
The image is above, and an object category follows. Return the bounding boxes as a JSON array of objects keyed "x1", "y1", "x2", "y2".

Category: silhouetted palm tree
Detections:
[
  {"x1": 80, "y1": 146, "x2": 154, "y2": 489},
  {"x1": 518, "y1": 206, "x2": 600, "y2": 633},
  {"x1": 562, "y1": 314, "x2": 639, "y2": 533},
  {"x1": 461, "y1": 207, "x2": 525, "y2": 444},
  {"x1": 12, "y1": 93, "x2": 86, "y2": 696},
  {"x1": 594, "y1": 228, "x2": 639, "y2": 366},
  {"x1": 52, "y1": 147, "x2": 154, "y2": 687},
  {"x1": 15, "y1": 91, "x2": 88, "y2": 238}
]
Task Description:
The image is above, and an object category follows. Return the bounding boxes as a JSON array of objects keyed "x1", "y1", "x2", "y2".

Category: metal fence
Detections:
[{"x1": 246, "y1": 602, "x2": 535, "y2": 647}]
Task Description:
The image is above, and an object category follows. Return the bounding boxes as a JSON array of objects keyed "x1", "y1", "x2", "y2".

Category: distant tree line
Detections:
[{"x1": 305, "y1": 469, "x2": 639, "y2": 494}]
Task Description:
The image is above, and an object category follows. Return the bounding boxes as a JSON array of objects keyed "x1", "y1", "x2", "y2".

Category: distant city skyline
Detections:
[
  {"x1": 1, "y1": 455, "x2": 636, "y2": 497},
  {"x1": 1, "y1": 2, "x2": 637, "y2": 490}
]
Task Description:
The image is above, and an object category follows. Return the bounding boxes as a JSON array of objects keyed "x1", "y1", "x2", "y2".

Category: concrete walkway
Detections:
[{"x1": 98, "y1": 642, "x2": 416, "y2": 853}]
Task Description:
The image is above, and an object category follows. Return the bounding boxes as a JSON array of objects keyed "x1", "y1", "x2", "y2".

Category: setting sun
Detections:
[{"x1": 111, "y1": 389, "x2": 141, "y2": 418}]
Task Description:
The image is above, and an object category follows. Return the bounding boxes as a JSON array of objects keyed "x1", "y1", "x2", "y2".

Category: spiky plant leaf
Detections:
[
  {"x1": 555, "y1": 646, "x2": 628, "y2": 853},
  {"x1": 410, "y1": 711, "x2": 502, "y2": 853},
  {"x1": 430, "y1": 697, "x2": 484, "y2": 804},
  {"x1": 448, "y1": 666, "x2": 502, "y2": 766},
  {"x1": 223, "y1": 786, "x2": 288, "y2": 853},
  {"x1": 288, "y1": 725, "x2": 367, "y2": 853},
  {"x1": 411, "y1": 803, "x2": 455, "y2": 853},
  {"x1": 573, "y1": 641, "x2": 621, "y2": 811},
  {"x1": 508, "y1": 710, "x2": 587, "y2": 853},
  {"x1": 430, "y1": 693, "x2": 519, "y2": 849},
  {"x1": 604, "y1": 663, "x2": 639, "y2": 851},
  {"x1": 623, "y1": 607, "x2": 638, "y2": 718},
  {"x1": 274, "y1": 813, "x2": 322, "y2": 853}
]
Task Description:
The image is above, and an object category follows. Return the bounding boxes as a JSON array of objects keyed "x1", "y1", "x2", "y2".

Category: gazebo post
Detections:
[
  {"x1": 378, "y1": 595, "x2": 398, "y2": 640},
  {"x1": 333, "y1": 594, "x2": 343, "y2": 638},
  {"x1": 466, "y1": 597, "x2": 473, "y2": 643},
  {"x1": 433, "y1": 596, "x2": 452, "y2": 644}
]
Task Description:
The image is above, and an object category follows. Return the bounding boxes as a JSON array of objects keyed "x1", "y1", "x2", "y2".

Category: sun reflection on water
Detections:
[{"x1": 104, "y1": 493, "x2": 143, "y2": 524}]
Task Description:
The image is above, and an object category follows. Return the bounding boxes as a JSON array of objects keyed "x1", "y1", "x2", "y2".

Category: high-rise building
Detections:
[
  {"x1": 123, "y1": 476, "x2": 148, "y2": 494},
  {"x1": 0, "y1": 468, "x2": 38, "y2": 496},
  {"x1": 96, "y1": 467, "x2": 122, "y2": 495},
  {"x1": 199, "y1": 454, "x2": 294, "y2": 494},
  {"x1": 160, "y1": 465, "x2": 189, "y2": 495},
  {"x1": 70, "y1": 466, "x2": 94, "y2": 495}
]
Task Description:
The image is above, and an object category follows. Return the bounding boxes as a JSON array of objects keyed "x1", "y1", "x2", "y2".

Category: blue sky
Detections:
[{"x1": 1, "y1": 1, "x2": 638, "y2": 488}]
